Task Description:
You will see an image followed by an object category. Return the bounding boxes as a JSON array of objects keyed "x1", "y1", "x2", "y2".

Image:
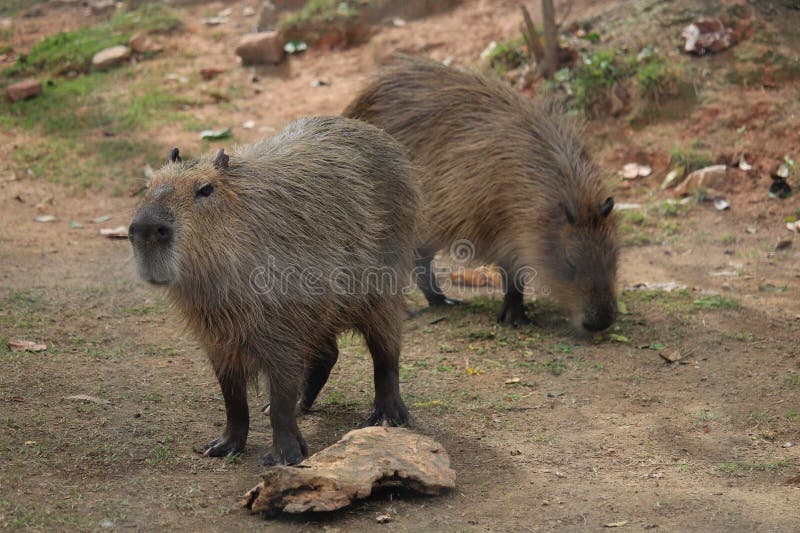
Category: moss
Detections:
[{"x1": 4, "y1": 4, "x2": 180, "y2": 77}]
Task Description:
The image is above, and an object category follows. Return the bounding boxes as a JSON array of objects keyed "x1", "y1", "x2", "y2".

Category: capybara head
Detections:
[
  {"x1": 129, "y1": 147, "x2": 230, "y2": 286},
  {"x1": 540, "y1": 195, "x2": 618, "y2": 333}
]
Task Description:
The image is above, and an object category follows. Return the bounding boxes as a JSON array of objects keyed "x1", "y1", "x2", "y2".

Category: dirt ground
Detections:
[{"x1": 1, "y1": 0, "x2": 800, "y2": 531}]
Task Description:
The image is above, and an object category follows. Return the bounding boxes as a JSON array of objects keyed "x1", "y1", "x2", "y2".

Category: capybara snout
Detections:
[{"x1": 129, "y1": 200, "x2": 177, "y2": 285}]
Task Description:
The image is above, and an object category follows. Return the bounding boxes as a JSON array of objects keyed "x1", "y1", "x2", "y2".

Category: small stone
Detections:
[
  {"x1": 674, "y1": 165, "x2": 727, "y2": 197},
  {"x1": 242, "y1": 120, "x2": 255, "y2": 129},
  {"x1": 376, "y1": 514, "x2": 392, "y2": 524},
  {"x1": 777, "y1": 163, "x2": 790, "y2": 179},
  {"x1": 7, "y1": 78, "x2": 42, "y2": 102},
  {"x1": 35, "y1": 215, "x2": 56, "y2": 223},
  {"x1": 129, "y1": 33, "x2": 161, "y2": 54},
  {"x1": 235, "y1": 32, "x2": 284, "y2": 65},
  {"x1": 92, "y1": 45, "x2": 131, "y2": 70}
]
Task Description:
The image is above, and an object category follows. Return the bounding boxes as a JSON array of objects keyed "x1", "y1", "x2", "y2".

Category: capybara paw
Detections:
[
  {"x1": 497, "y1": 306, "x2": 533, "y2": 328},
  {"x1": 361, "y1": 401, "x2": 411, "y2": 428},
  {"x1": 259, "y1": 438, "x2": 307, "y2": 466},
  {"x1": 196, "y1": 434, "x2": 246, "y2": 457}
]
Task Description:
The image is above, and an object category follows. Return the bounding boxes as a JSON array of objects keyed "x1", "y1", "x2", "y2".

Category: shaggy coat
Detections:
[{"x1": 344, "y1": 56, "x2": 619, "y2": 331}]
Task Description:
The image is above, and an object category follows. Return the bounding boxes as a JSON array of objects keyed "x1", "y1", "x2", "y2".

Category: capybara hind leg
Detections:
[
  {"x1": 497, "y1": 279, "x2": 532, "y2": 327},
  {"x1": 260, "y1": 372, "x2": 308, "y2": 466},
  {"x1": 361, "y1": 325, "x2": 410, "y2": 427},
  {"x1": 198, "y1": 367, "x2": 249, "y2": 457},
  {"x1": 300, "y1": 336, "x2": 339, "y2": 412},
  {"x1": 261, "y1": 337, "x2": 339, "y2": 416},
  {"x1": 416, "y1": 248, "x2": 460, "y2": 307}
]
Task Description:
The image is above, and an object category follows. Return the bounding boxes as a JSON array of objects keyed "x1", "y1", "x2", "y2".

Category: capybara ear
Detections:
[
  {"x1": 214, "y1": 149, "x2": 229, "y2": 170},
  {"x1": 167, "y1": 147, "x2": 182, "y2": 164},
  {"x1": 564, "y1": 204, "x2": 577, "y2": 225},
  {"x1": 599, "y1": 197, "x2": 614, "y2": 217}
]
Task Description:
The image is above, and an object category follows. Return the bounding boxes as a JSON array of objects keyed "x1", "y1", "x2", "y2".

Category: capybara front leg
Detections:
[
  {"x1": 199, "y1": 367, "x2": 249, "y2": 457},
  {"x1": 497, "y1": 279, "x2": 532, "y2": 327},
  {"x1": 362, "y1": 327, "x2": 410, "y2": 427},
  {"x1": 260, "y1": 371, "x2": 308, "y2": 466}
]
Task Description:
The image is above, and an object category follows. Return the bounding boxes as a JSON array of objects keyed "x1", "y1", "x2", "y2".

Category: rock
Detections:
[
  {"x1": 129, "y1": 33, "x2": 161, "y2": 54},
  {"x1": 7, "y1": 78, "x2": 42, "y2": 102},
  {"x1": 242, "y1": 426, "x2": 455, "y2": 516},
  {"x1": 236, "y1": 32, "x2": 285, "y2": 65},
  {"x1": 92, "y1": 45, "x2": 131, "y2": 70},
  {"x1": 673, "y1": 165, "x2": 727, "y2": 197},
  {"x1": 682, "y1": 18, "x2": 734, "y2": 55}
]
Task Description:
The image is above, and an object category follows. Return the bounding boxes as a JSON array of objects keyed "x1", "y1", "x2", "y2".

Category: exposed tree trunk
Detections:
[
  {"x1": 541, "y1": 0, "x2": 558, "y2": 77},
  {"x1": 520, "y1": 4, "x2": 545, "y2": 66}
]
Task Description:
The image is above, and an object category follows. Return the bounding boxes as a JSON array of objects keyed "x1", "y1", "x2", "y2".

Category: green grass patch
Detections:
[
  {"x1": 5, "y1": 4, "x2": 180, "y2": 77},
  {"x1": 691, "y1": 295, "x2": 739, "y2": 311},
  {"x1": 485, "y1": 35, "x2": 527, "y2": 75},
  {"x1": 720, "y1": 459, "x2": 789, "y2": 476}
]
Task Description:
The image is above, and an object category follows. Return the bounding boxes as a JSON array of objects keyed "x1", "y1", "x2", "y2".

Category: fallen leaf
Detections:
[
  {"x1": 64, "y1": 394, "x2": 110, "y2": 405},
  {"x1": 100, "y1": 226, "x2": 129, "y2": 239},
  {"x1": 714, "y1": 199, "x2": 730, "y2": 211},
  {"x1": 505, "y1": 377, "x2": 521, "y2": 385},
  {"x1": 604, "y1": 521, "x2": 628, "y2": 528},
  {"x1": 8, "y1": 339, "x2": 47, "y2": 352},
  {"x1": 659, "y1": 350, "x2": 682, "y2": 363},
  {"x1": 608, "y1": 334, "x2": 629, "y2": 343},
  {"x1": 242, "y1": 119, "x2": 255, "y2": 129},
  {"x1": 34, "y1": 215, "x2": 56, "y2": 223},
  {"x1": 376, "y1": 514, "x2": 392, "y2": 524},
  {"x1": 284, "y1": 40, "x2": 307, "y2": 54},
  {"x1": 466, "y1": 367, "x2": 482, "y2": 376},
  {"x1": 200, "y1": 128, "x2": 232, "y2": 140},
  {"x1": 92, "y1": 215, "x2": 112, "y2": 224},
  {"x1": 615, "y1": 203, "x2": 642, "y2": 211}
]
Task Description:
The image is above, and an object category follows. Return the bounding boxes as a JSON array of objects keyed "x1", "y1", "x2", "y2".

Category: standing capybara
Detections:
[
  {"x1": 344, "y1": 56, "x2": 619, "y2": 331},
  {"x1": 128, "y1": 117, "x2": 418, "y2": 465}
]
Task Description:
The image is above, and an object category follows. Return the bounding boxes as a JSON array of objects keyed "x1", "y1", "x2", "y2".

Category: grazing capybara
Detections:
[
  {"x1": 344, "y1": 56, "x2": 619, "y2": 331},
  {"x1": 128, "y1": 117, "x2": 418, "y2": 465}
]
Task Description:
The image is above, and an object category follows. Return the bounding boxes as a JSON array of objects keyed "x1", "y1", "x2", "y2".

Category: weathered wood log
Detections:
[{"x1": 242, "y1": 426, "x2": 456, "y2": 516}]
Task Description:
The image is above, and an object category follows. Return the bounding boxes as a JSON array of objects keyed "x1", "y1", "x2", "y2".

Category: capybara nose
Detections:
[
  {"x1": 582, "y1": 301, "x2": 617, "y2": 332},
  {"x1": 129, "y1": 220, "x2": 173, "y2": 244}
]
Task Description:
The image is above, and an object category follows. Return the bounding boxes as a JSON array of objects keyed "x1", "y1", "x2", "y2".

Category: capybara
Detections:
[
  {"x1": 344, "y1": 56, "x2": 619, "y2": 331},
  {"x1": 128, "y1": 117, "x2": 418, "y2": 465}
]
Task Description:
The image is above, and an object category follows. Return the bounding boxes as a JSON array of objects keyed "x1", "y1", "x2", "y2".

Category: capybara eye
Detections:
[{"x1": 196, "y1": 184, "x2": 214, "y2": 198}]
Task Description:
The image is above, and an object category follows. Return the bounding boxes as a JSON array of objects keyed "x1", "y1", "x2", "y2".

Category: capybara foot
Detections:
[
  {"x1": 259, "y1": 434, "x2": 308, "y2": 466},
  {"x1": 497, "y1": 303, "x2": 533, "y2": 328},
  {"x1": 196, "y1": 434, "x2": 246, "y2": 457},
  {"x1": 361, "y1": 398, "x2": 410, "y2": 427}
]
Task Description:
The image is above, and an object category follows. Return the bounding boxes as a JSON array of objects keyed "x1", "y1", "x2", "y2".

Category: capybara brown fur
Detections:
[
  {"x1": 128, "y1": 116, "x2": 418, "y2": 465},
  {"x1": 343, "y1": 56, "x2": 619, "y2": 331}
]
